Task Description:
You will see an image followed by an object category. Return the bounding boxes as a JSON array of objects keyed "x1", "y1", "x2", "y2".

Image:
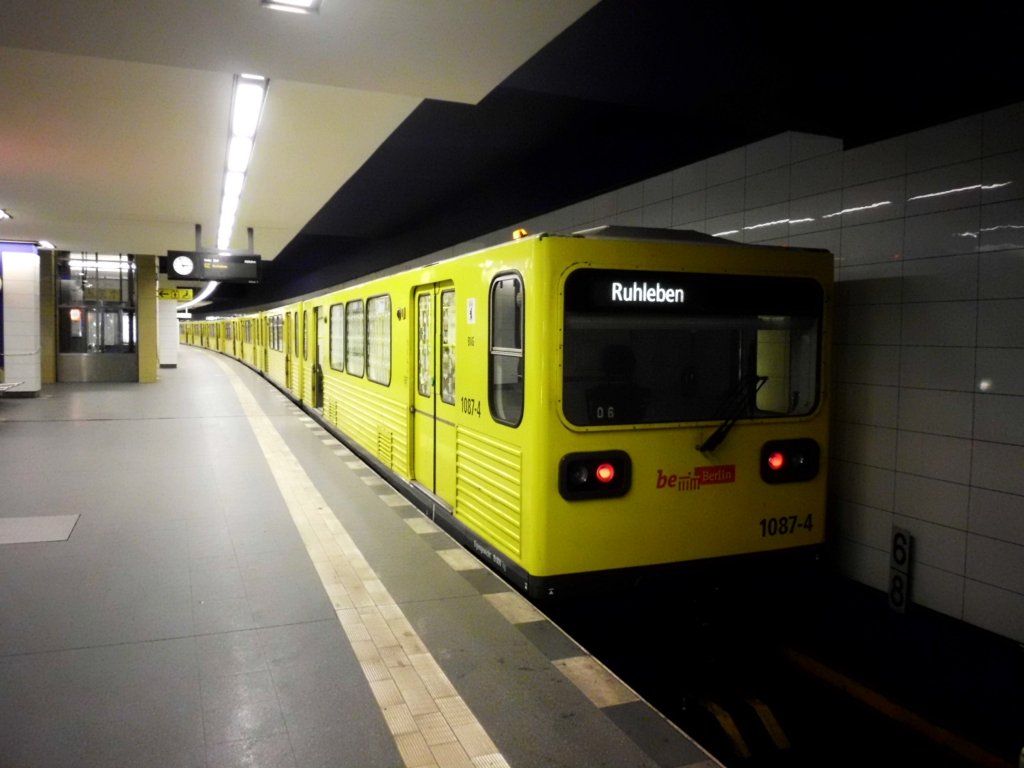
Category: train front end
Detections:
[{"x1": 525, "y1": 230, "x2": 833, "y2": 598}]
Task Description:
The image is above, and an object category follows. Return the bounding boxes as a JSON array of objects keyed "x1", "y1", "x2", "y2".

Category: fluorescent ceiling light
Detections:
[
  {"x1": 226, "y1": 135, "x2": 254, "y2": 173},
  {"x1": 218, "y1": 73, "x2": 268, "y2": 250},
  {"x1": 261, "y1": 0, "x2": 321, "y2": 14},
  {"x1": 0, "y1": 209, "x2": 11, "y2": 220},
  {"x1": 220, "y1": 194, "x2": 240, "y2": 222},
  {"x1": 223, "y1": 170, "x2": 244, "y2": 201},
  {"x1": 232, "y1": 78, "x2": 266, "y2": 138}
]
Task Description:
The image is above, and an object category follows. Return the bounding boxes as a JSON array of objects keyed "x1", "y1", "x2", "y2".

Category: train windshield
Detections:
[{"x1": 562, "y1": 269, "x2": 823, "y2": 427}]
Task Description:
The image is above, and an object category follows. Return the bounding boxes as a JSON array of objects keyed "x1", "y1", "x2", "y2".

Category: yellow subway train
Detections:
[{"x1": 182, "y1": 227, "x2": 833, "y2": 598}]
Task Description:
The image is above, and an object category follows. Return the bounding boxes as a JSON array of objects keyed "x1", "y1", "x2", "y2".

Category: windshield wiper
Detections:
[{"x1": 697, "y1": 374, "x2": 768, "y2": 453}]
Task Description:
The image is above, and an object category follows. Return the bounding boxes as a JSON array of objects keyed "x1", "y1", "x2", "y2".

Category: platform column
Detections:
[
  {"x1": 157, "y1": 298, "x2": 179, "y2": 368},
  {"x1": 136, "y1": 254, "x2": 158, "y2": 383},
  {"x1": 0, "y1": 242, "x2": 41, "y2": 395}
]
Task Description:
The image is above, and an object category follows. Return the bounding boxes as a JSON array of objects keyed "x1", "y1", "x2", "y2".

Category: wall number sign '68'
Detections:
[{"x1": 759, "y1": 515, "x2": 813, "y2": 537}]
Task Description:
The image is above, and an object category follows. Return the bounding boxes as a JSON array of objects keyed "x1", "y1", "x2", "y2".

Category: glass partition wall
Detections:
[{"x1": 57, "y1": 253, "x2": 139, "y2": 381}]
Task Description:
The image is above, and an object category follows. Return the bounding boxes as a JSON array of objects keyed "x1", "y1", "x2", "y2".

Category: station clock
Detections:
[{"x1": 170, "y1": 254, "x2": 195, "y2": 278}]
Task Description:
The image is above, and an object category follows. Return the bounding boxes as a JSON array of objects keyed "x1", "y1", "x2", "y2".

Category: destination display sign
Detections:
[
  {"x1": 565, "y1": 269, "x2": 822, "y2": 316},
  {"x1": 166, "y1": 251, "x2": 261, "y2": 283}
]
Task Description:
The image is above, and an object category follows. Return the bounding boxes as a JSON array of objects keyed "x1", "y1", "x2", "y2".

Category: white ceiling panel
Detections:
[{"x1": 0, "y1": 0, "x2": 598, "y2": 259}]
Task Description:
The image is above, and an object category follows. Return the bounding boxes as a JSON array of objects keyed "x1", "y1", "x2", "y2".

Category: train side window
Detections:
[
  {"x1": 754, "y1": 320, "x2": 818, "y2": 415},
  {"x1": 417, "y1": 294, "x2": 432, "y2": 397},
  {"x1": 440, "y1": 289, "x2": 456, "y2": 404},
  {"x1": 367, "y1": 295, "x2": 391, "y2": 385},
  {"x1": 329, "y1": 304, "x2": 345, "y2": 372},
  {"x1": 346, "y1": 299, "x2": 365, "y2": 377},
  {"x1": 489, "y1": 275, "x2": 524, "y2": 426}
]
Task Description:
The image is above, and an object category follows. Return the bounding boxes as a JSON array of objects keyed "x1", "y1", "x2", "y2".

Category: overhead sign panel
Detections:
[{"x1": 166, "y1": 251, "x2": 261, "y2": 283}]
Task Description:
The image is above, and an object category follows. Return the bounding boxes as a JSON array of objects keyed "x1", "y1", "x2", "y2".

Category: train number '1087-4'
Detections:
[{"x1": 759, "y1": 515, "x2": 813, "y2": 537}]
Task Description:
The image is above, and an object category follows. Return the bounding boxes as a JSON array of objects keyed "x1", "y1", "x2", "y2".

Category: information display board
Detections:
[{"x1": 166, "y1": 251, "x2": 261, "y2": 283}]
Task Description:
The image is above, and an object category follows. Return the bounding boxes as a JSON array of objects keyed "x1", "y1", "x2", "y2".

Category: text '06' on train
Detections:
[{"x1": 182, "y1": 226, "x2": 833, "y2": 599}]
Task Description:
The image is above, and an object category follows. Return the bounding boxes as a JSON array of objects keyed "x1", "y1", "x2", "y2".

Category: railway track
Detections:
[{"x1": 543, "y1": 568, "x2": 1015, "y2": 767}]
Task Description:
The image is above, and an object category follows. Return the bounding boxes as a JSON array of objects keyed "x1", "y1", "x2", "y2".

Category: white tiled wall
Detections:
[
  {"x1": 428, "y1": 103, "x2": 1024, "y2": 643},
  {"x1": 1, "y1": 248, "x2": 41, "y2": 393}
]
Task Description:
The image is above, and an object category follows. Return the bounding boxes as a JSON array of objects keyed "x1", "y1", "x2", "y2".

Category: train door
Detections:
[
  {"x1": 296, "y1": 310, "x2": 305, "y2": 397},
  {"x1": 262, "y1": 317, "x2": 269, "y2": 372},
  {"x1": 412, "y1": 283, "x2": 457, "y2": 504},
  {"x1": 284, "y1": 312, "x2": 293, "y2": 388},
  {"x1": 312, "y1": 306, "x2": 326, "y2": 409}
]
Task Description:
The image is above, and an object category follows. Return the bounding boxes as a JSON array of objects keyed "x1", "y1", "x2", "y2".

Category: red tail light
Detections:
[
  {"x1": 559, "y1": 451, "x2": 631, "y2": 500},
  {"x1": 760, "y1": 439, "x2": 820, "y2": 483}
]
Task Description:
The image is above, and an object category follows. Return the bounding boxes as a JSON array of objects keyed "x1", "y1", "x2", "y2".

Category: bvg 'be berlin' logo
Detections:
[{"x1": 656, "y1": 465, "x2": 736, "y2": 492}]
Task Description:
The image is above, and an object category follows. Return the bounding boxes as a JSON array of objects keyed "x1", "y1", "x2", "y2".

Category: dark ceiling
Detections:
[{"x1": 207, "y1": 0, "x2": 1024, "y2": 312}]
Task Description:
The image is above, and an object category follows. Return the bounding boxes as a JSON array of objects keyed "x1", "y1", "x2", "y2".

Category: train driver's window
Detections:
[
  {"x1": 584, "y1": 344, "x2": 650, "y2": 423},
  {"x1": 489, "y1": 275, "x2": 524, "y2": 426}
]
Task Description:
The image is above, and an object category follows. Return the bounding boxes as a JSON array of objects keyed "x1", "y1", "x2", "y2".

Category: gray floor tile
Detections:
[
  {"x1": 200, "y1": 668, "x2": 277, "y2": 710},
  {"x1": 258, "y1": 620, "x2": 349, "y2": 668},
  {"x1": 289, "y1": 723, "x2": 402, "y2": 768},
  {"x1": 203, "y1": 695, "x2": 288, "y2": 745},
  {"x1": 193, "y1": 596, "x2": 259, "y2": 634},
  {"x1": 518, "y1": 617, "x2": 587, "y2": 661},
  {"x1": 206, "y1": 733, "x2": 298, "y2": 768},
  {"x1": 197, "y1": 629, "x2": 271, "y2": 679},
  {"x1": 190, "y1": 564, "x2": 247, "y2": 602}
]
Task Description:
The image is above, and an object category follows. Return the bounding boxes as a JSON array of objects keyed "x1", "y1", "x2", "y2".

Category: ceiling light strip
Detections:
[
  {"x1": 261, "y1": 0, "x2": 322, "y2": 14},
  {"x1": 218, "y1": 74, "x2": 268, "y2": 251}
]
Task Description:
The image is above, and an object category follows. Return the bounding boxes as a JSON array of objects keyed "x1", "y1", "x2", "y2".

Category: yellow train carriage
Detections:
[
  {"x1": 186, "y1": 227, "x2": 832, "y2": 599},
  {"x1": 263, "y1": 307, "x2": 288, "y2": 383},
  {"x1": 329, "y1": 228, "x2": 831, "y2": 598},
  {"x1": 213, "y1": 319, "x2": 227, "y2": 354},
  {"x1": 240, "y1": 317, "x2": 259, "y2": 368},
  {"x1": 185, "y1": 319, "x2": 202, "y2": 348},
  {"x1": 317, "y1": 283, "x2": 413, "y2": 477},
  {"x1": 225, "y1": 318, "x2": 235, "y2": 356}
]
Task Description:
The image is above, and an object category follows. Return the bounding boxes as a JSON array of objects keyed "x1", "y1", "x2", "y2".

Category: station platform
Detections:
[{"x1": 0, "y1": 346, "x2": 717, "y2": 768}]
